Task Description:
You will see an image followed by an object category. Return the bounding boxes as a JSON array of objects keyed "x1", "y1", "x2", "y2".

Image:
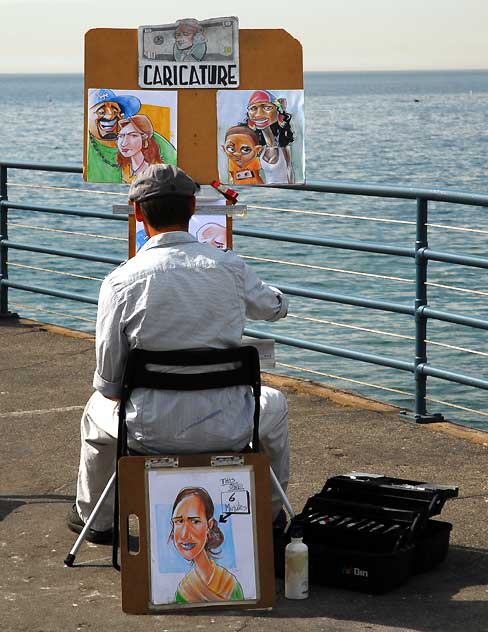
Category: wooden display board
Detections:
[
  {"x1": 84, "y1": 27, "x2": 303, "y2": 258},
  {"x1": 84, "y1": 28, "x2": 303, "y2": 182},
  {"x1": 118, "y1": 453, "x2": 275, "y2": 614}
]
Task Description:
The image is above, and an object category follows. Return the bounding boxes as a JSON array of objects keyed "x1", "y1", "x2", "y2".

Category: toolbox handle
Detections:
[{"x1": 302, "y1": 496, "x2": 420, "y2": 523}]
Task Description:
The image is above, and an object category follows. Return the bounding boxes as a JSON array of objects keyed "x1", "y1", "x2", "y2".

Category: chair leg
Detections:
[
  {"x1": 64, "y1": 466, "x2": 294, "y2": 567},
  {"x1": 64, "y1": 471, "x2": 117, "y2": 567},
  {"x1": 269, "y1": 467, "x2": 295, "y2": 520}
]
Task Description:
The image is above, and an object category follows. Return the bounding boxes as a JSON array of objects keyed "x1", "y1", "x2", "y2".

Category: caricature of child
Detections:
[{"x1": 222, "y1": 126, "x2": 264, "y2": 185}]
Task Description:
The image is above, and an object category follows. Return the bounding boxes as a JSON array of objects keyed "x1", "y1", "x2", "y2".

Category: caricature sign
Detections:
[{"x1": 138, "y1": 16, "x2": 240, "y2": 89}]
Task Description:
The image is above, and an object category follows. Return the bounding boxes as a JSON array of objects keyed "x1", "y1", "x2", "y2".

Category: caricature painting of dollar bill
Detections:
[
  {"x1": 86, "y1": 88, "x2": 177, "y2": 183},
  {"x1": 217, "y1": 89, "x2": 305, "y2": 186},
  {"x1": 139, "y1": 16, "x2": 239, "y2": 89}
]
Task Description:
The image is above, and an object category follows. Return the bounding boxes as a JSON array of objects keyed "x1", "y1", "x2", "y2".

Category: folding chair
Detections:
[{"x1": 64, "y1": 345, "x2": 293, "y2": 568}]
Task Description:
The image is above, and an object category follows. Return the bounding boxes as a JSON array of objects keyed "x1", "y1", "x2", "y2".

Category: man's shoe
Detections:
[{"x1": 66, "y1": 504, "x2": 113, "y2": 545}]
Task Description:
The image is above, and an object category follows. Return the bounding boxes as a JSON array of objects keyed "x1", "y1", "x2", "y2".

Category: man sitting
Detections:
[{"x1": 67, "y1": 164, "x2": 289, "y2": 543}]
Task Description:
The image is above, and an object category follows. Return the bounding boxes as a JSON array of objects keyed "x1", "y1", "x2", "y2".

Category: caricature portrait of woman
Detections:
[
  {"x1": 169, "y1": 487, "x2": 244, "y2": 603},
  {"x1": 243, "y1": 90, "x2": 295, "y2": 184},
  {"x1": 116, "y1": 114, "x2": 163, "y2": 183}
]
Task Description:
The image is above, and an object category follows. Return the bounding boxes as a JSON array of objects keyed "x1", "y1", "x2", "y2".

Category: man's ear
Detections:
[
  {"x1": 133, "y1": 201, "x2": 144, "y2": 222},
  {"x1": 189, "y1": 195, "x2": 196, "y2": 217}
]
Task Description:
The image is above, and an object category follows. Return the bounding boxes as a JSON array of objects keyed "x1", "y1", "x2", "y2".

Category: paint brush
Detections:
[
  {"x1": 345, "y1": 518, "x2": 370, "y2": 529},
  {"x1": 356, "y1": 520, "x2": 377, "y2": 531}
]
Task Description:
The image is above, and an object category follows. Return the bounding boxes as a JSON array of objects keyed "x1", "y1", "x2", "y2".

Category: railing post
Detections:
[
  {"x1": 0, "y1": 165, "x2": 8, "y2": 316},
  {"x1": 0, "y1": 165, "x2": 17, "y2": 319},
  {"x1": 413, "y1": 197, "x2": 443, "y2": 423}
]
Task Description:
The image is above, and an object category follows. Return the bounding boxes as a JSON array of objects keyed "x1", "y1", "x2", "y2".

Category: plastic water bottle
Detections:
[{"x1": 285, "y1": 527, "x2": 309, "y2": 599}]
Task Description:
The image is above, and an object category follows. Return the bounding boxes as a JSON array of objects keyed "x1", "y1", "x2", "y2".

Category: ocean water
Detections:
[{"x1": 2, "y1": 70, "x2": 488, "y2": 430}]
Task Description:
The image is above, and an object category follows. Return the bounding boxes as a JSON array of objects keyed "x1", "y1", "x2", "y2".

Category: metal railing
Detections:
[{"x1": 2, "y1": 160, "x2": 488, "y2": 424}]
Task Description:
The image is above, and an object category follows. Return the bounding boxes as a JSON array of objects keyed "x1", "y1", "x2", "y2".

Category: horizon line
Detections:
[{"x1": 2, "y1": 67, "x2": 488, "y2": 76}]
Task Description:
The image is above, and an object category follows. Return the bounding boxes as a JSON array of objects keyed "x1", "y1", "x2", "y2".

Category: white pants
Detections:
[{"x1": 76, "y1": 387, "x2": 289, "y2": 530}]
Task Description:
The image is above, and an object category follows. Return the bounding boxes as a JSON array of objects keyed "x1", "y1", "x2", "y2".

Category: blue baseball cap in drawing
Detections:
[{"x1": 88, "y1": 89, "x2": 141, "y2": 117}]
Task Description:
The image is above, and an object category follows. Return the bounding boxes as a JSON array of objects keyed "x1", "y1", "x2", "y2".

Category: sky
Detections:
[{"x1": 1, "y1": 0, "x2": 488, "y2": 73}]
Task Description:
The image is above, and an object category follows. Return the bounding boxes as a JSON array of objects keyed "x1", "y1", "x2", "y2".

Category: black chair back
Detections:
[{"x1": 113, "y1": 345, "x2": 261, "y2": 570}]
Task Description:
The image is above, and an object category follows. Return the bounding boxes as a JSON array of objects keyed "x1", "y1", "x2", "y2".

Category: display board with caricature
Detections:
[
  {"x1": 83, "y1": 16, "x2": 301, "y2": 614},
  {"x1": 118, "y1": 454, "x2": 274, "y2": 613},
  {"x1": 84, "y1": 20, "x2": 303, "y2": 188}
]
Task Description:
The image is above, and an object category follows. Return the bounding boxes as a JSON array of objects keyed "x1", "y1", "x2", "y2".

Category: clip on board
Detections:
[{"x1": 118, "y1": 452, "x2": 275, "y2": 613}]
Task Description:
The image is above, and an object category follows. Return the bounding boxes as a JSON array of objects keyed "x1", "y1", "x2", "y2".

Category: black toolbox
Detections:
[{"x1": 275, "y1": 472, "x2": 458, "y2": 593}]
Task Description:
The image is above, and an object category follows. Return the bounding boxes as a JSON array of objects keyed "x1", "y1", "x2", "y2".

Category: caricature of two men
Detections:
[{"x1": 222, "y1": 89, "x2": 296, "y2": 186}]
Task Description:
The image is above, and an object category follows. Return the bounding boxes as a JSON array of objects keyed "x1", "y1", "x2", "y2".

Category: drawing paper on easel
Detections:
[
  {"x1": 191, "y1": 216, "x2": 227, "y2": 249},
  {"x1": 135, "y1": 191, "x2": 228, "y2": 251},
  {"x1": 147, "y1": 467, "x2": 258, "y2": 608},
  {"x1": 135, "y1": 216, "x2": 227, "y2": 251},
  {"x1": 86, "y1": 88, "x2": 177, "y2": 183}
]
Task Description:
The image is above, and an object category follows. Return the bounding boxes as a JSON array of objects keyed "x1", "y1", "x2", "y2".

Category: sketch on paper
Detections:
[
  {"x1": 135, "y1": 216, "x2": 227, "y2": 252},
  {"x1": 217, "y1": 89, "x2": 305, "y2": 185},
  {"x1": 86, "y1": 88, "x2": 177, "y2": 183},
  {"x1": 138, "y1": 16, "x2": 239, "y2": 88},
  {"x1": 136, "y1": 192, "x2": 227, "y2": 252},
  {"x1": 147, "y1": 467, "x2": 258, "y2": 607},
  {"x1": 191, "y1": 215, "x2": 227, "y2": 249}
]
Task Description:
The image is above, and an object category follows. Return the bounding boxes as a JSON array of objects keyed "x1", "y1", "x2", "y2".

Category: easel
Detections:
[{"x1": 68, "y1": 23, "x2": 303, "y2": 590}]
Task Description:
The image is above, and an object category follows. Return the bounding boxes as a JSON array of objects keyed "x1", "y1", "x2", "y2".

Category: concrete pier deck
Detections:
[{"x1": 1, "y1": 317, "x2": 487, "y2": 632}]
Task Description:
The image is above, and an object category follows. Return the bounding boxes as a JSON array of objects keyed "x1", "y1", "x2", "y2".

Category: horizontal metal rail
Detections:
[
  {"x1": 234, "y1": 227, "x2": 414, "y2": 257},
  {"x1": 3, "y1": 240, "x2": 123, "y2": 266},
  {"x1": 2, "y1": 280, "x2": 98, "y2": 305},
  {"x1": 418, "y1": 364, "x2": 488, "y2": 391},
  {"x1": 0, "y1": 160, "x2": 82, "y2": 173},
  {"x1": 420, "y1": 307, "x2": 488, "y2": 331},
  {"x1": 1, "y1": 200, "x2": 125, "y2": 221},
  {"x1": 422, "y1": 248, "x2": 488, "y2": 270},
  {"x1": 3, "y1": 161, "x2": 488, "y2": 206},
  {"x1": 267, "y1": 179, "x2": 488, "y2": 207},
  {"x1": 277, "y1": 284, "x2": 414, "y2": 315},
  {"x1": 244, "y1": 327, "x2": 414, "y2": 373},
  {"x1": 3, "y1": 160, "x2": 488, "y2": 426}
]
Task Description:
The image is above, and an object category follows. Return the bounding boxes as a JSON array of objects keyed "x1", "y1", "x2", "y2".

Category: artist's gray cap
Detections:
[{"x1": 128, "y1": 164, "x2": 197, "y2": 203}]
